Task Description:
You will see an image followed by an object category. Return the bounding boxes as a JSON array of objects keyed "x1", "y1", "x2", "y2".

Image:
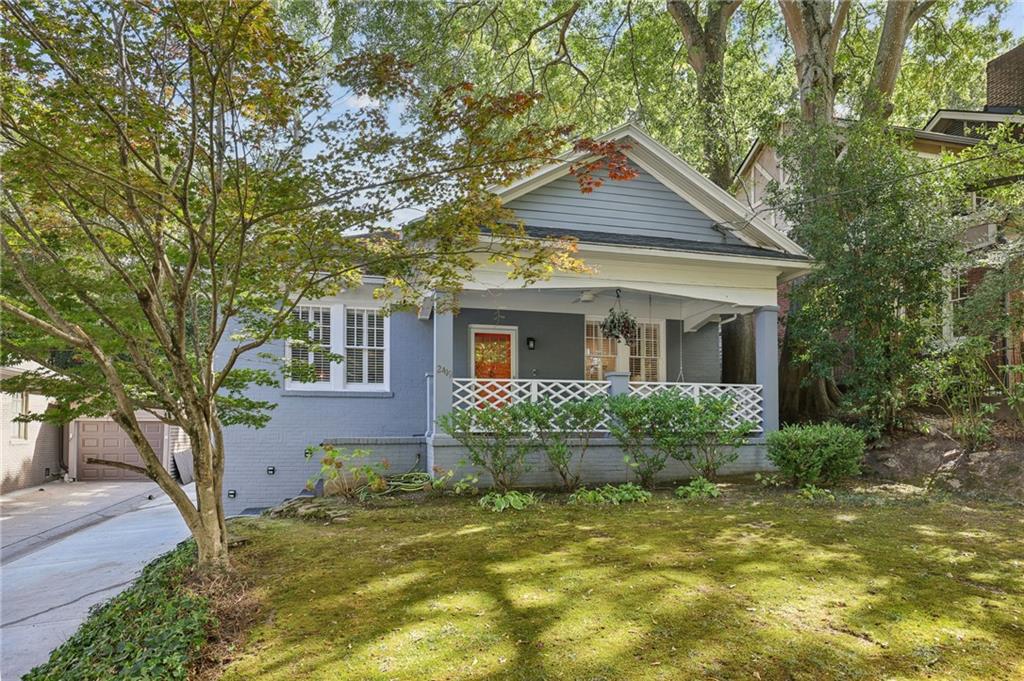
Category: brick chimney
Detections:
[{"x1": 986, "y1": 44, "x2": 1024, "y2": 113}]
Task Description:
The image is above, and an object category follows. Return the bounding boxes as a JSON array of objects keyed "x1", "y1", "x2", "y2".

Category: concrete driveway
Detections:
[{"x1": 1, "y1": 481, "x2": 193, "y2": 679}]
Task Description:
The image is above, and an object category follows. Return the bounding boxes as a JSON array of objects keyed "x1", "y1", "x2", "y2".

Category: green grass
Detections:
[{"x1": 222, "y1": 489, "x2": 1024, "y2": 681}]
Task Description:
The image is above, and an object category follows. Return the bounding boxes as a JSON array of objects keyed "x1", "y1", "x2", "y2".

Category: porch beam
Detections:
[
  {"x1": 754, "y1": 306, "x2": 779, "y2": 434},
  {"x1": 682, "y1": 303, "x2": 725, "y2": 332}
]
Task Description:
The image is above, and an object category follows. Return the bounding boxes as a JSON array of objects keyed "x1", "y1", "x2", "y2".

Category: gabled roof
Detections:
[
  {"x1": 494, "y1": 122, "x2": 806, "y2": 258},
  {"x1": 520, "y1": 225, "x2": 810, "y2": 262},
  {"x1": 923, "y1": 109, "x2": 1024, "y2": 134},
  {"x1": 734, "y1": 120, "x2": 979, "y2": 183}
]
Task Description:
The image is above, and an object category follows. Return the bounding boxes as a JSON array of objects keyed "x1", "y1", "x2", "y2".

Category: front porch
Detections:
[{"x1": 427, "y1": 287, "x2": 780, "y2": 438}]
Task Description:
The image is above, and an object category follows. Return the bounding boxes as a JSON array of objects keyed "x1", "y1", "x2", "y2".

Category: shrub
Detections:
[
  {"x1": 452, "y1": 473, "x2": 480, "y2": 496},
  {"x1": 304, "y1": 445, "x2": 389, "y2": 499},
  {"x1": 797, "y1": 484, "x2": 835, "y2": 502},
  {"x1": 438, "y1": 404, "x2": 534, "y2": 491},
  {"x1": 25, "y1": 542, "x2": 213, "y2": 681},
  {"x1": 672, "y1": 394, "x2": 755, "y2": 480},
  {"x1": 913, "y1": 337, "x2": 997, "y2": 451},
  {"x1": 766, "y1": 423, "x2": 865, "y2": 487},
  {"x1": 607, "y1": 393, "x2": 664, "y2": 489},
  {"x1": 568, "y1": 483, "x2": 651, "y2": 505},
  {"x1": 754, "y1": 472, "x2": 785, "y2": 489},
  {"x1": 520, "y1": 397, "x2": 606, "y2": 491},
  {"x1": 478, "y1": 490, "x2": 540, "y2": 512},
  {"x1": 675, "y1": 476, "x2": 721, "y2": 500}
]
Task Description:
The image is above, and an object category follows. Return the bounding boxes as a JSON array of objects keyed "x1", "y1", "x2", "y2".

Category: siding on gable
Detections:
[{"x1": 504, "y1": 167, "x2": 743, "y2": 245}]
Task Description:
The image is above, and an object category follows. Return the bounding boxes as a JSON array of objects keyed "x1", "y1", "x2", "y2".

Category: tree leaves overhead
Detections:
[{"x1": 294, "y1": 0, "x2": 1015, "y2": 179}]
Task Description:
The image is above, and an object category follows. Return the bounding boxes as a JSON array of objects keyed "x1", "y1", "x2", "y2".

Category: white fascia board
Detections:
[
  {"x1": 924, "y1": 110, "x2": 1024, "y2": 132},
  {"x1": 617, "y1": 126, "x2": 806, "y2": 256},
  {"x1": 481, "y1": 233, "x2": 810, "y2": 273}
]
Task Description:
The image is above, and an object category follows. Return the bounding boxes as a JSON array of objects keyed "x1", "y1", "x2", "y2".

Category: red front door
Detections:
[
  {"x1": 472, "y1": 330, "x2": 514, "y2": 405},
  {"x1": 473, "y1": 331, "x2": 513, "y2": 379}
]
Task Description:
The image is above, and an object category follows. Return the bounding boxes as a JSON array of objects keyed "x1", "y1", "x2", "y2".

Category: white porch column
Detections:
[
  {"x1": 431, "y1": 302, "x2": 454, "y2": 436},
  {"x1": 754, "y1": 306, "x2": 779, "y2": 434}
]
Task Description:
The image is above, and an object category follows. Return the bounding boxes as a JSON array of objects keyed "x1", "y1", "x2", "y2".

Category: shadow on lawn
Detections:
[{"x1": 224, "y1": 498, "x2": 1024, "y2": 680}]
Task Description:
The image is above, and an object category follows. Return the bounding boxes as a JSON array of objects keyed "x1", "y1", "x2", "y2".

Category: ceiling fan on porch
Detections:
[{"x1": 570, "y1": 289, "x2": 603, "y2": 304}]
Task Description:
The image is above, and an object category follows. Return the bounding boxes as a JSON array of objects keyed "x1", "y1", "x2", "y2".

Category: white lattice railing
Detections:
[
  {"x1": 630, "y1": 381, "x2": 763, "y2": 433},
  {"x1": 452, "y1": 378, "x2": 609, "y2": 411},
  {"x1": 449, "y1": 378, "x2": 763, "y2": 433}
]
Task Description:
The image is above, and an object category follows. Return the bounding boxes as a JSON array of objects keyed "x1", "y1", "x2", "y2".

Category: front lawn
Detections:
[{"x1": 223, "y1": 490, "x2": 1024, "y2": 680}]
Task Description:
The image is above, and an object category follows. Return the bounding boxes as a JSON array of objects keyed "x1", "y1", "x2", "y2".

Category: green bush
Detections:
[
  {"x1": 766, "y1": 423, "x2": 866, "y2": 487},
  {"x1": 669, "y1": 394, "x2": 755, "y2": 481},
  {"x1": 607, "y1": 393, "x2": 664, "y2": 489},
  {"x1": 609, "y1": 392, "x2": 755, "y2": 487},
  {"x1": 675, "y1": 476, "x2": 721, "y2": 499},
  {"x1": 568, "y1": 483, "x2": 652, "y2": 505},
  {"x1": 304, "y1": 445, "x2": 389, "y2": 499},
  {"x1": 25, "y1": 542, "x2": 214, "y2": 681},
  {"x1": 797, "y1": 484, "x2": 836, "y2": 502},
  {"x1": 913, "y1": 337, "x2": 997, "y2": 451},
  {"x1": 519, "y1": 397, "x2": 606, "y2": 491},
  {"x1": 478, "y1": 490, "x2": 540, "y2": 512},
  {"x1": 438, "y1": 404, "x2": 534, "y2": 491}
]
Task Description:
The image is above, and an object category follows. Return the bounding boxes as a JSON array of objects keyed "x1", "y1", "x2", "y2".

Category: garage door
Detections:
[{"x1": 77, "y1": 420, "x2": 162, "y2": 481}]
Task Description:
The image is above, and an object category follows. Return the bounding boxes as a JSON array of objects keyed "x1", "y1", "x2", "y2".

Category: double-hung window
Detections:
[{"x1": 287, "y1": 303, "x2": 389, "y2": 391}]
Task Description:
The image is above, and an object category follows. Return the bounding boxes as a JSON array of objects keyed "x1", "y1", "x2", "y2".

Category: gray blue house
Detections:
[{"x1": 219, "y1": 124, "x2": 811, "y2": 514}]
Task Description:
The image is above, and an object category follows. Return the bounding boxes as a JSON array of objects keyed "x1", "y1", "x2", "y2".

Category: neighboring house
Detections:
[
  {"x1": 65, "y1": 415, "x2": 188, "y2": 484},
  {"x1": 1, "y1": 358, "x2": 190, "y2": 489},
  {"x1": 734, "y1": 45, "x2": 1023, "y2": 381},
  {"x1": 218, "y1": 123, "x2": 812, "y2": 513},
  {"x1": 1, "y1": 362, "x2": 63, "y2": 493}
]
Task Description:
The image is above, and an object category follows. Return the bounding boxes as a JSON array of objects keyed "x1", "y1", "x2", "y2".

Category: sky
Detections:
[{"x1": 1008, "y1": 1, "x2": 1024, "y2": 37}]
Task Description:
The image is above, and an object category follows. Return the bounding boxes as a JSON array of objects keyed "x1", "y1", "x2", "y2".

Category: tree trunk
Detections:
[
  {"x1": 666, "y1": 1, "x2": 741, "y2": 189},
  {"x1": 190, "y1": 426, "x2": 230, "y2": 570},
  {"x1": 862, "y1": 1, "x2": 935, "y2": 118},
  {"x1": 721, "y1": 315, "x2": 756, "y2": 384},
  {"x1": 666, "y1": 2, "x2": 752, "y2": 380},
  {"x1": 193, "y1": 478, "x2": 230, "y2": 569}
]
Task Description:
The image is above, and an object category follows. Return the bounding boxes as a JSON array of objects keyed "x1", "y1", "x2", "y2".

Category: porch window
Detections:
[
  {"x1": 584, "y1": 319, "x2": 616, "y2": 380},
  {"x1": 584, "y1": 318, "x2": 663, "y2": 382},
  {"x1": 629, "y1": 322, "x2": 661, "y2": 382}
]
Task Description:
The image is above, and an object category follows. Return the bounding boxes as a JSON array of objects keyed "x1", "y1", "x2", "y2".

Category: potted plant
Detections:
[{"x1": 599, "y1": 290, "x2": 638, "y2": 342}]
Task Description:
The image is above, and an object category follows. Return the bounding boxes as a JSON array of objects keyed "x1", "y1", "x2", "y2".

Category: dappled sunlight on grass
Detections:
[{"x1": 223, "y1": 496, "x2": 1024, "y2": 680}]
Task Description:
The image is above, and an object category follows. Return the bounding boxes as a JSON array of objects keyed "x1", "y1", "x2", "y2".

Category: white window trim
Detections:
[
  {"x1": 10, "y1": 392, "x2": 30, "y2": 442},
  {"x1": 585, "y1": 315, "x2": 666, "y2": 382},
  {"x1": 468, "y1": 324, "x2": 519, "y2": 379},
  {"x1": 285, "y1": 302, "x2": 390, "y2": 392}
]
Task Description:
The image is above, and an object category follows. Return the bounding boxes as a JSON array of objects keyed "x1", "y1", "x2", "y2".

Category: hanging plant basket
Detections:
[{"x1": 600, "y1": 307, "x2": 638, "y2": 343}]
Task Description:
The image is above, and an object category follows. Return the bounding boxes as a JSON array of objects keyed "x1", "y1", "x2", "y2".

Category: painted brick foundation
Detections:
[{"x1": 427, "y1": 435, "x2": 774, "y2": 489}]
